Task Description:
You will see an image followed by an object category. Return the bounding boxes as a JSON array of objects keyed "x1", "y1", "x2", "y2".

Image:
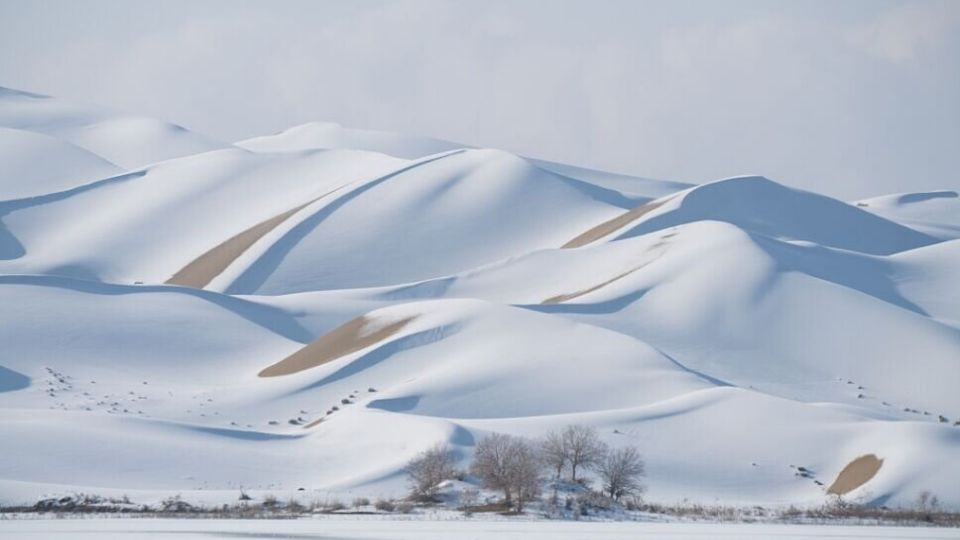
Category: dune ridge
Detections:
[{"x1": 166, "y1": 187, "x2": 344, "y2": 288}]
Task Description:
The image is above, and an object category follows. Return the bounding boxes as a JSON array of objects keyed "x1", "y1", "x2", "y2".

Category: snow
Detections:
[
  {"x1": 1, "y1": 86, "x2": 959, "y2": 514},
  {"x1": 237, "y1": 121, "x2": 464, "y2": 159},
  {"x1": 0, "y1": 86, "x2": 224, "y2": 170},
  {"x1": 610, "y1": 176, "x2": 940, "y2": 255},
  {"x1": 1, "y1": 518, "x2": 957, "y2": 540},
  {"x1": 855, "y1": 191, "x2": 960, "y2": 241},
  {"x1": 0, "y1": 147, "x2": 404, "y2": 283},
  {"x1": 0, "y1": 127, "x2": 121, "y2": 200},
  {"x1": 214, "y1": 148, "x2": 632, "y2": 293}
]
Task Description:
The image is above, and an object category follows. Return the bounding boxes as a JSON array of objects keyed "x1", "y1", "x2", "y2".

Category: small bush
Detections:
[
  {"x1": 576, "y1": 490, "x2": 615, "y2": 512},
  {"x1": 352, "y1": 497, "x2": 370, "y2": 508},
  {"x1": 325, "y1": 499, "x2": 346, "y2": 512},
  {"x1": 160, "y1": 494, "x2": 193, "y2": 513},
  {"x1": 374, "y1": 499, "x2": 396, "y2": 512},
  {"x1": 459, "y1": 488, "x2": 479, "y2": 508}
]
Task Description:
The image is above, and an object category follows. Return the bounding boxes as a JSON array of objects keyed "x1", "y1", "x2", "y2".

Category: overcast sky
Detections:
[{"x1": 1, "y1": 0, "x2": 958, "y2": 198}]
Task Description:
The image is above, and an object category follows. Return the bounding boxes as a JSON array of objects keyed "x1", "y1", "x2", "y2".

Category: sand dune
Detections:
[
  {"x1": 166, "y1": 188, "x2": 343, "y2": 288},
  {"x1": 562, "y1": 199, "x2": 668, "y2": 249},
  {"x1": 827, "y1": 454, "x2": 883, "y2": 495},
  {"x1": 258, "y1": 315, "x2": 416, "y2": 377},
  {"x1": 5, "y1": 86, "x2": 960, "y2": 510}
]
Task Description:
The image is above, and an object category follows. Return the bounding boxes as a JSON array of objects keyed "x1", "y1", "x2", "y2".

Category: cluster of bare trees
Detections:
[
  {"x1": 541, "y1": 425, "x2": 607, "y2": 483},
  {"x1": 470, "y1": 433, "x2": 542, "y2": 511},
  {"x1": 406, "y1": 425, "x2": 645, "y2": 512},
  {"x1": 541, "y1": 425, "x2": 645, "y2": 501}
]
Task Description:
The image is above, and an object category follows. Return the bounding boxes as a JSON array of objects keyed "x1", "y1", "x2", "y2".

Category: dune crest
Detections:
[{"x1": 258, "y1": 315, "x2": 416, "y2": 377}]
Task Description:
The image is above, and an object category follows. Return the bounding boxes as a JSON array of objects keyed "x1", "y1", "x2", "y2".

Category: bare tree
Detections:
[
  {"x1": 471, "y1": 433, "x2": 543, "y2": 511},
  {"x1": 563, "y1": 425, "x2": 607, "y2": 482},
  {"x1": 471, "y1": 433, "x2": 515, "y2": 506},
  {"x1": 540, "y1": 430, "x2": 567, "y2": 481},
  {"x1": 508, "y1": 438, "x2": 542, "y2": 511},
  {"x1": 598, "y1": 446, "x2": 645, "y2": 501},
  {"x1": 406, "y1": 442, "x2": 458, "y2": 499}
]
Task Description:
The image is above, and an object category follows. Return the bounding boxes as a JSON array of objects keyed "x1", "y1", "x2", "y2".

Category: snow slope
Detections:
[
  {"x1": 213, "y1": 148, "x2": 634, "y2": 294},
  {"x1": 0, "y1": 147, "x2": 405, "y2": 283},
  {"x1": 0, "y1": 86, "x2": 224, "y2": 170},
  {"x1": 238, "y1": 122, "x2": 681, "y2": 199},
  {"x1": 238, "y1": 121, "x2": 463, "y2": 159},
  {"x1": 855, "y1": 190, "x2": 960, "y2": 241},
  {"x1": 603, "y1": 176, "x2": 939, "y2": 255},
  {"x1": 0, "y1": 127, "x2": 121, "y2": 200},
  {"x1": 1, "y1": 87, "x2": 958, "y2": 511}
]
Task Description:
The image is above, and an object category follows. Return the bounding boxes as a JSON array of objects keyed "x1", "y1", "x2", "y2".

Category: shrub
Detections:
[
  {"x1": 325, "y1": 499, "x2": 346, "y2": 512},
  {"x1": 459, "y1": 488, "x2": 479, "y2": 509},
  {"x1": 374, "y1": 499, "x2": 396, "y2": 512},
  {"x1": 160, "y1": 494, "x2": 193, "y2": 513},
  {"x1": 577, "y1": 490, "x2": 615, "y2": 513},
  {"x1": 917, "y1": 491, "x2": 940, "y2": 512},
  {"x1": 352, "y1": 497, "x2": 370, "y2": 508}
]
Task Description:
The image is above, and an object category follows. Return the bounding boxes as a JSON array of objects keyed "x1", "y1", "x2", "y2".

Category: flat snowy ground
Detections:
[{"x1": 2, "y1": 519, "x2": 958, "y2": 540}]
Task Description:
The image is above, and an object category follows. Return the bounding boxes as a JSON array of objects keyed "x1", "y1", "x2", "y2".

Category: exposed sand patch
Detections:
[
  {"x1": 543, "y1": 236, "x2": 674, "y2": 304},
  {"x1": 562, "y1": 198, "x2": 669, "y2": 249},
  {"x1": 166, "y1": 187, "x2": 343, "y2": 288},
  {"x1": 303, "y1": 418, "x2": 324, "y2": 429},
  {"x1": 258, "y1": 315, "x2": 416, "y2": 377},
  {"x1": 542, "y1": 268, "x2": 640, "y2": 304},
  {"x1": 827, "y1": 454, "x2": 883, "y2": 495}
]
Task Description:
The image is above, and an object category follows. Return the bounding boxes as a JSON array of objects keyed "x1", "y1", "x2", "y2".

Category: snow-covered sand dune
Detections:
[
  {"x1": 0, "y1": 86, "x2": 224, "y2": 170},
  {"x1": 1, "y1": 86, "x2": 958, "y2": 511}
]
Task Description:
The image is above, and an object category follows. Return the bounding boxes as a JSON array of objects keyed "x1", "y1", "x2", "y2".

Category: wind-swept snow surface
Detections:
[
  {"x1": 1, "y1": 86, "x2": 958, "y2": 511},
  {"x1": 3, "y1": 519, "x2": 958, "y2": 540},
  {"x1": 0, "y1": 127, "x2": 122, "y2": 200},
  {"x1": 0, "y1": 87, "x2": 224, "y2": 170},
  {"x1": 238, "y1": 121, "x2": 464, "y2": 159}
]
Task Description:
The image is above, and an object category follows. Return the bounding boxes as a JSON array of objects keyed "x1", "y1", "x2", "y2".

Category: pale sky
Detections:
[{"x1": 1, "y1": 0, "x2": 958, "y2": 198}]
